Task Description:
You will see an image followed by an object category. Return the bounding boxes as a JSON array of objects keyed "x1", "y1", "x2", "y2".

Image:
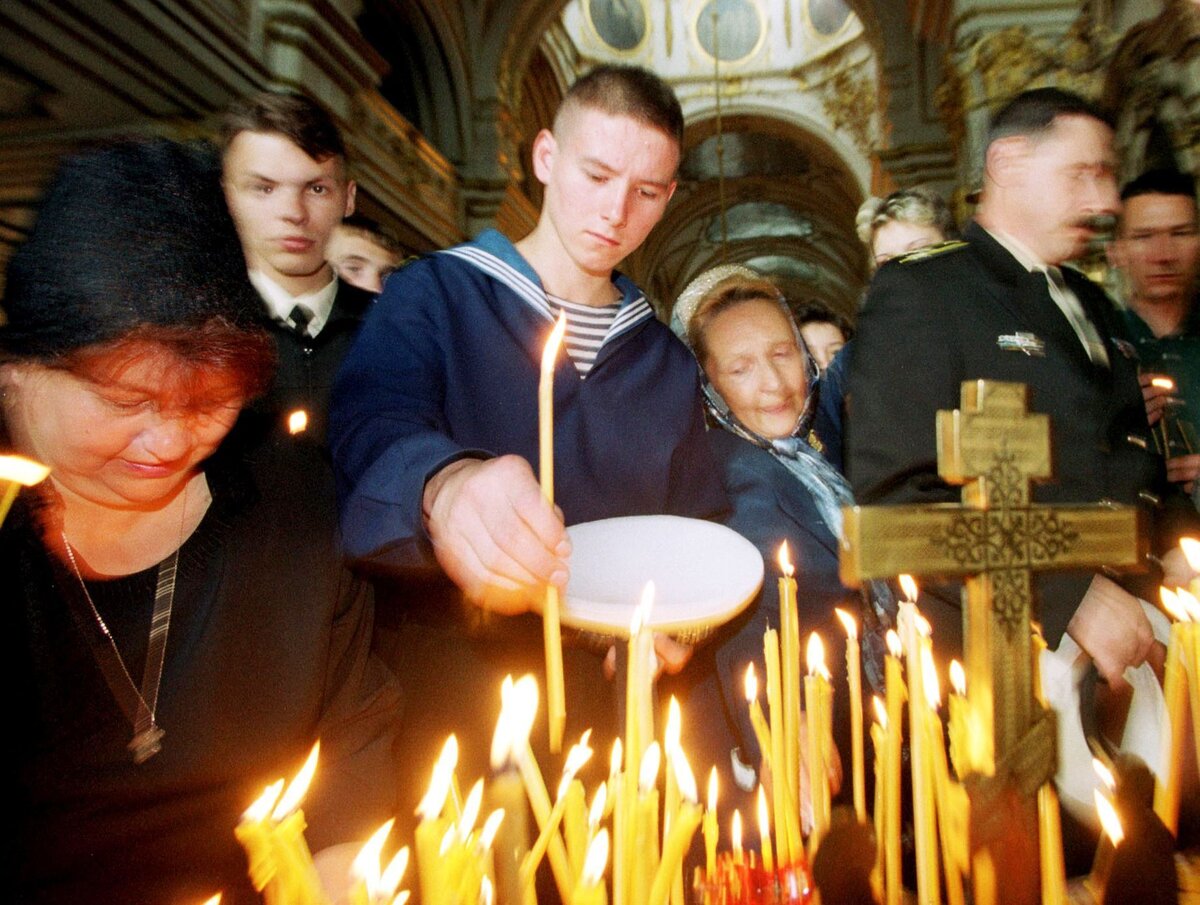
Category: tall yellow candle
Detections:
[
  {"x1": 882, "y1": 630, "x2": 905, "y2": 905},
  {"x1": 704, "y1": 767, "x2": 719, "y2": 878},
  {"x1": 236, "y1": 779, "x2": 285, "y2": 895},
  {"x1": 632, "y1": 743, "x2": 662, "y2": 905},
  {"x1": 663, "y1": 698, "x2": 684, "y2": 905},
  {"x1": 268, "y1": 742, "x2": 323, "y2": 905},
  {"x1": 415, "y1": 736, "x2": 459, "y2": 905},
  {"x1": 744, "y1": 664, "x2": 773, "y2": 762},
  {"x1": 648, "y1": 746, "x2": 702, "y2": 905},
  {"x1": 756, "y1": 785, "x2": 775, "y2": 874},
  {"x1": 538, "y1": 313, "x2": 568, "y2": 755},
  {"x1": 923, "y1": 652, "x2": 964, "y2": 905},
  {"x1": 611, "y1": 739, "x2": 627, "y2": 905},
  {"x1": 732, "y1": 809, "x2": 744, "y2": 865},
  {"x1": 871, "y1": 698, "x2": 887, "y2": 901},
  {"x1": 898, "y1": 581, "x2": 939, "y2": 905},
  {"x1": 804, "y1": 633, "x2": 832, "y2": 852},
  {"x1": 763, "y1": 628, "x2": 791, "y2": 866},
  {"x1": 947, "y1": 660, "x2": 968, "y2": 780},
  {"x1": 1154, "y1": 588, "x2": 1191, "y2": 833},
  {"x1": 573, "y1": 830, "x2": 610, "y2": 905},
  {"x1": 835, "y1": 608, "x2": 866, "y2": 822},
  {"x1": 778, "y1": 543, "x2": 802, "y2": 816},
  {"x1": 1031, "y1": 631, "x2": 1066, "y2": 905},
  {"x1": 490, "y1": 694, "x2": 529, "y2": 905}
]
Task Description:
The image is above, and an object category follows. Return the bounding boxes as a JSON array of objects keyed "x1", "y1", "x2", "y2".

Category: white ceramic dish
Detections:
[{"x1": 562, "y1": 514, "x2": 763, "y2": 641}]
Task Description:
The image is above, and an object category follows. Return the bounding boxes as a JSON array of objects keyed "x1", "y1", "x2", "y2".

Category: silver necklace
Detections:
[{"x1": 60, "y1": 501, "x2": 185, "y2": 764}]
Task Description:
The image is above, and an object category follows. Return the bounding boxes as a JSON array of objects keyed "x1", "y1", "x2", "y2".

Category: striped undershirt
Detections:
[{"x1": 545, "y1": 293, "x2": 621, "y2": 377}]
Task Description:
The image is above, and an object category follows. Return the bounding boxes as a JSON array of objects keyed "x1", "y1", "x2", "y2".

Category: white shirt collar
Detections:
[{"x1": 248, "y1": 270, "x2": 339, "y2": 336}]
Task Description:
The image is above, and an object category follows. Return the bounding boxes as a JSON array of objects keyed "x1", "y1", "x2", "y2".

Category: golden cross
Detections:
[{"x1": 840, "y1": 380, "x2": 1143, "y2": 773}]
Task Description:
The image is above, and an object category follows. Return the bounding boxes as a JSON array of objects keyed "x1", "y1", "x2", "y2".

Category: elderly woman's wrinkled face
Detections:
[
  {"x1": 702, "y1": 297, "x2": 808, "y2": 440},
  {"x1": 2, "y1": 345, "x2": 245, "y2": 510}
]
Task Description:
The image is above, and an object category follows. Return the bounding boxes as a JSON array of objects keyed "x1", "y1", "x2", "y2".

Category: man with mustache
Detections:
[
  {"x1": 848, "y1": 89, "x2": 1196, "y2": 733},
  {"x1": 1110, "y1": 169, "x2": 1200, "y2": 497},
  {"x1": 221, "y1": 91, "x2": 366, "y2": 446}
]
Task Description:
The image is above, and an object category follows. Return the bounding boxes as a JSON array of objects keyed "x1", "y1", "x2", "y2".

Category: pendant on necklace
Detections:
[{"x1": 129, "y1": 724, "x2": 165, "y2": 764}]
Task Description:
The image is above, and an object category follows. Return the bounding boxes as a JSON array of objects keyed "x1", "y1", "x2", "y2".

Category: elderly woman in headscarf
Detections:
[
  {"x1": 671, "y1": 265, "x2": 893, "y2": 809},
  {"x1": 2, "y1": 140, "x2": 401, "y2": 903}
]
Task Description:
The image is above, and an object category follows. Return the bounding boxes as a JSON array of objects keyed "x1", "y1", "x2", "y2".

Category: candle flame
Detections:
[
  {"x1": 872, "y1": 695, "x2": 887, "y2": 728},
  {"x1": 950, "y1": 660, "x2": 966, "y2": 696},
  {"x1": 610, "y1": 738, "x2": 623, "y2": 777},
  {"x1": 272, "y1": 740, "x2": 319, "y2": 821},
  {"x1": 1152, "y1": 376, "x2": 1176, "y2": 391},
  {"x1": 806, "y1": 632, "x2": 826, "y2": 676},
  {"x1": 417, "y1": 735, "x2": 459, "y2": 820},
  {"x1": 479, "y1": 810, "x2": 505, "y2": 851},
  {"x1": 286, "y1": 409, "x2": 308, "y2": 434},
  {"x1": 589, "y1": 782, "x2": 607, "y2": 828},
  {"x1": 243, "y1": 778, "x2": 285, "y2": 823},
  {"x1": 0, "y1": 454, "x2": 50, "y2": 486},
  {"x1": 393, "y1": 892, "x2": 411, "y2": 905},
  {"x1": 583, "y1": 828, "x2": 610, "y2": 885},
  {"x1": 558, "y1": 734, "x2": 594, "y2": 798},
  {"x1": 200, "y1": 896, "x2": 221, "y2": 905},
  {"x1": 922, "y1": 647, "x2": 941, "y2": 709},
  {"x1": 639, "y1": 741, "x2": 662, "y2": 792},
  {"x1": 1180, "y1": 537, "x2": 1200, "y2": 572},
  {"x1": 915, "y1": 613, "x2": 932, "y2": 637},
  {"x1": 732, "y1": 809, "x2": 743, "y2": 853},
  {"x1": 898, "y1": 574, "x2": 919, "y2": 603},
  {"x1": 708, "y1": 766, "x2": 719, "y2": 812},
  {"x1": 492, "y1": 675, "x2": 538, "y2": 768},
  {"x1": 886, "y1": 629, "x2": 902, "y2": 658},
  {"x1": 351, "y1": 818, "x2": 394, "y2": 897},
  {"x1": 777, "y1": 541, "x2": 794, "y2": 578},
  {"x1": 756, "y1": 785, "x2": 771, "y2": 841},
  {"x1": 1161, "y1": 587, "x2": 1187, "y2": 622},
  {"x1": 1178, "y1": 587, "x2": 1200, "y2": 622},
  {"x1": 744, "y1": 663, "x2": 759, "y2": 701},
  {"x1": 458, "y1": 778, "x2": 484, "y2": 839},
  {"x1": 834, "y1": 607, "x2": 858, "y2": 641},
  {"x1": 1094, "y1": 790, "x2": 1124, "y2": 846},
  {"x1": 381, "y1": 845, "x2": 410, "y2": 897},
  {"x1": 541, "y1": 313, "x2": 568, "y2": 376},
  {"x1": 1092, "y1": 757, "x2": 1116, "y2": 791},
  {"x1": 671, "y1": 744, "x2": 699, "y2": 803},
  {"x1": 630, "y1": 582, "x2": 656, "y2": 635},
  {"x1": 665, "y1": 696, "x2": 682, "y2": 749},
  {"x1": 480, "y1": 875, "x2": 494, "y2": 905},
  {"x1": 439, "y1": 825, "x2": 455, "y2": 856}
]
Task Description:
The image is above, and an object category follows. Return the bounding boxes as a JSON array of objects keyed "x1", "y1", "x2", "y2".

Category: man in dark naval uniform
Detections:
[
  {"x1": 221, "y1": 91, "x2": 372, "y2": 447},
  {"x1": 848, "y1": 88, "x2": 1197, "y2": 687}
]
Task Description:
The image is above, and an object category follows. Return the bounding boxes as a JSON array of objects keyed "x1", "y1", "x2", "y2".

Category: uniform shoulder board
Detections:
[{"x1": 895, "y1": 239, "x2": 968, "y2": 264}]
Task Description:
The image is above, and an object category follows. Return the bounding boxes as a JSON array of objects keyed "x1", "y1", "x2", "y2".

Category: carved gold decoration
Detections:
[{"x1": 819, "y1": 66, "x2": 875, "y2": 153}]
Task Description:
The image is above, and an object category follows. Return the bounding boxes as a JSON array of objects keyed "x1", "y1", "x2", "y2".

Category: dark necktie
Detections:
[{"x1": 288, "y1": 303, "x2": 313, "y2": 338}]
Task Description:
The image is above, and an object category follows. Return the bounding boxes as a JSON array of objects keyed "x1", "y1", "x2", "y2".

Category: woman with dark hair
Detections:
[
  {"x1": 670, "y1": 266, "x2": 893, "y2": 815},
  {"x1": 2, "y1": 140, "x2": 400, "y2": 903}
]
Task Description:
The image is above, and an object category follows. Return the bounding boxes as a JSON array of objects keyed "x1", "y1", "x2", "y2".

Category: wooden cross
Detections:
[{"x1": 840, "y1": 380, "x2": 1144, "y2": 776}]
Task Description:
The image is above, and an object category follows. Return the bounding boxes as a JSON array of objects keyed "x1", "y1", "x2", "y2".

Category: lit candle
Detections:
[
  {"x1": 490, "y1": 680, "x2": 529, "y2": 905},
  {"x1": 564, "y1": 778, "x2": 588, "y2": 882},
  {"x1": 524, "y1": 733, "x2": 592, "y2": 887},
  {"x1": 923, "y1": 651, "x2": 964, "y2": 905},
  {"x1": 703, "y1": 767, "x2": 719, "y2": 879},
  {"x1": 731, "y1": 809, "x2": 744, "y2": 865},
  {"x1": 269, "y1": 742, "x2": 324, "y2": 905},
  {"x1": 415, "y1": 736, "x2": 459, "y2": 905},
  {"x1": 835, "y1": 608, "x2": 866, "y2": 822},
  {"x1": 947, "y1": 660, "x2": 968, "y2": 780},
  {"x1": 539, "y1": 313, "x2": 568, "y2": 754},
  {"x1": 756, "y1": 785, "x2": 775, "y2": 874},
  {"x1": 882, "y1": 630, "x2": 905, "y2": 905},
  {"x1": 502, "y1": 676, "x2": 574, "y2": 904},
  {"x1": 236, "y1": 779, "x2": 285, "y2": 895},
  {"x1": 778, "y1": 542, "x2": 802, "y2": 821},
  {"x1": 804, "y1": 632, "x2": 832, "y2": 851},
  {"x1": 1031, "y1": 630, "x2": 1067, "y2": 905},
  {"x1": 871, "y1": 697, "x2": 887, "y2": 901},
  {"x1": 0, "y1": 454, "x2": 50, "y2": 526},
  {"x1": 610, "y1": 738, "x2": 627, "y2": 905},
  {"x1": 349, "y1": 819, "x2": 395, "y2": 905},
  {"x1": 763, "y1": 628, "x2": 792, "y2": 866},
  {"x1": 1090, "y1": 788, "x2": 1124, "y2": 899},
  {"x1": 662, "y1": 697, "x2": 685, "y2": 905},
  {"x1": 898, "y1": 577, "x2": 938, "y2": 905},
  {"x1": 744, "y1": 663, "x2": 773, "y2": 763},
  {"x1": 1153, "y1": 588, "x2": 1190, "y2": 833},
  {"x1": 286, "y1": 409, "x2": 308, "y2": 435},
  {"x1": 573, "y1": 829, "x2": 610, "y2": 905},
  {"x1": 632, "y1": 742, "x2": 662, "y2": 905},
  {"x1": 648, "y1": 746, "x2": 702, "y2": 905}
]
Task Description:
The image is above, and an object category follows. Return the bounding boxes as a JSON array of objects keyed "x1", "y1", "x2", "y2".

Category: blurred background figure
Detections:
[
  {"x1": 794, "y1": 299, "x2": 853, "y2": 372},
  {"x1": 2, "y1": 140, "x2": 400, "y2": 904},
  {"x1": 856, "y1": 185, "x2": 959, "y2": 269},
  {"x1": 327, "y1": 215, "x2": 404, "y2": 294},
  {"x1": 1109, "y1": 169, "x2": 1200, "y2": 496}
]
